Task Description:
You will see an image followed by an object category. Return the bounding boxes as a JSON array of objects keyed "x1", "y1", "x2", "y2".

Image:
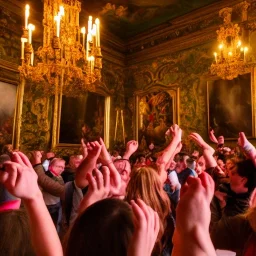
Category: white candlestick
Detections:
[
  {"x1": 54, "y1": 15, "x2": 61, "y2": 37},
  {"x1": 31, "y1": 50, "x2": 34, "y2": 66},
  {"x1": 81, "y1": 27, "x2": 86, "y2": 47},
  {"x1": 25, "y1": 4, "x2": 30, "y2": 29},
  {"x1": 27, "y1": 23, "x2": 35, "y2": 44},
  {"x1": 95, "y1": 18, "x2": 100, "y2": 47},
  {"x1": 59, "y1": 5, "x2": 64, "y2": 17},
  {"x1": 88, "y1": 16, "x2": 92, "y2": 33},
  {"x1": 21, "y1": 38, "x2": 27, "y2": 59}
]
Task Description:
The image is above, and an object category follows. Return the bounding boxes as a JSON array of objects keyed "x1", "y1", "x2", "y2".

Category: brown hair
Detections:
[
  {"x1": 0, "y1": 209, "x2": 35, "y2": 256},
  {"x1": 125, "y1": 166, "x2": 171, "y2": 255},
  {"x1": 64, "y1": 198, "x2": 134, "y2": 256}
]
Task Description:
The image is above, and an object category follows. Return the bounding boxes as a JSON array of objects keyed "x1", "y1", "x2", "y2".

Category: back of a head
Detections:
[
  {"x1": 237, "y1": 159, "x2": 256, "y2": 192},
  {"x1": 0, "y1": 209, "x2": 35, "y2": 256},
  {"x1": 125, "y1": 167, "x2": 171, "y2": 255},
  {"x1": 65, "y1": 198, "x2": 134, "y2": 256}
]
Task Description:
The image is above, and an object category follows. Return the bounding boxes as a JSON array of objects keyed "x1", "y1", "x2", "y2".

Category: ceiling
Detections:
[
  {"x1": 15, "y1": 0, "x2": 221, "y2": 40},
  {"x1": 81, "y1": 0, "x2": 221, "y2": 39}
]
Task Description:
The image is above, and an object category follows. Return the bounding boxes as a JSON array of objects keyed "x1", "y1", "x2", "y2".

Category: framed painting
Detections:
[
  {"x1": 135, "y1": 87, "x2": 180, "y2": 150},
  {"x1": 0, "y1": 81, "x2": 17, "y2": 152},
  {"x1": 207, "y1": 72, "x2": 256, "y2": 139},
  {"x1": 53, "y1": 92, "x2": 110, "y2": 148}
]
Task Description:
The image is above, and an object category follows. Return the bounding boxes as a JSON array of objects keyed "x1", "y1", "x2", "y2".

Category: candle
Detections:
[
  {"x1": 31, "y1": 50, "x2": 34, "y2": 66},
  {"x1": 27, "y1": 23, "x2": 35, "y2": 44},
  {"x1": 81, "y1": 27, "x2": 86, "y2": 47},
  {"x1": 59, "y1": 5, "x2": 64, "y2": 17},
  {"x1": 91, "y1": 56, "x2": 95, "y2": 71},
  {"x1": 244, "y1": 47, "x2": 248, "y2": 62},
  {"x1": 95, "y1": 18, "x2": 100, "y2": 47},
  {"x1": 25, "y1": 4, "x2": 30, "y2": 29},
  {"x1": 214, "y1": 52, "x2": 217, "y2": 63},
  {"x1": 21, "y1": 37, "x2": 28, "y2": 59},
  {"x1": 54, "y1": 15, "x2": 61, "y2": 37},
  {"x1": 88, "y1": 16, "x2": 92, "y2": 33}
]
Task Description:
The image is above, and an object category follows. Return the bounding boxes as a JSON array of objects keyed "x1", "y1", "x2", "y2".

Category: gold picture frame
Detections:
[
  {"x1": 134, "y1": 86, "x2": 180, "y2": 148},
  {"x1": 0, "y1": 60, "x2": 20, "y2": 150},
  {"x1": 207, "y1": 70, "x2": 256, "y2": 139},
  {"x1": 52, "y1": 88, "x2": 111, "y2": 149}
]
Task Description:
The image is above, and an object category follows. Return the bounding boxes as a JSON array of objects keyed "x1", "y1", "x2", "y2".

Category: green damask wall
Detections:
[{"x1": 124, "y1": 44, "x2": 213, "y2": 150}]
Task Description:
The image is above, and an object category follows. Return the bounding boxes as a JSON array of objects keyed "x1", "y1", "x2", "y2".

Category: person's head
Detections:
[
  {"x1": 69, "y1": 155, "x2": 83, "y2": 170},
  {"x1": 125, "y1": 166, "x2": 170, "y2": 255},
  {"x1": 139, "y1": 155, "x2": 146, "y2": 163},
  {"x1": 186, "y1": 158, "x2": 196, "y2": 170},
  {"x1": 195, "y1": 155, "x2": 206, "y2": 175},
  {"x1": 49, "y1": 158, "x2": 65, "y2": 175},
  {"x1": 112, "y1": 159, "x2": 131, "y2": 198},
  {"x1": 230, "y1": 159, "x2": 256, "y2": 194},
  {"x1": 217, "y1": 158, "x2": 225, "y2": 171},
  {"x1": 225, "y1": 157, "x2": 237, "y2": 176},
  {"x1": 2, "y1": 144, "x2": 13, "y2": 156},
  {"x1": 175, "y1": 153, "x2": 189, "y2": 173},
  {"x1": 218, "y1": 136, "x2": 224, "y2": 146},
  {"x1": 65, "y1": 198, "x2": 134, "y2": 256},
  {"x1": 0, "y1": 209, "x2": 35, "y2": 256}
]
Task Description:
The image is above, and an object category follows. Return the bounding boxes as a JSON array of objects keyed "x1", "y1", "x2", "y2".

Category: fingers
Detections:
[
  {"x1": 86, "y1": 172, "x2": 97, "y2": 191},
  {"x1": 198, "y1": 172, "x2": 215, "y2": 203},
  {"x1": 3, "y1": 162, "x2": 19, "y2": 188},
  {"x1": 11, "y1": 152, "x2": 26, "y2": 167},
  {"x1": 102, "y1": 166, "x2": 110, "y2": 189},
  {"x1": 94, "y1": 169, "x2": 104, "y2": 190},
  {"x1": 16, "y1": 152, "x2": 33, "y2": 168}
]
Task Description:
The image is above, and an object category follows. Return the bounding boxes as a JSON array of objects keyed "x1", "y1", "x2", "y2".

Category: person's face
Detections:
[
  {"x1": 51, "y1": 161, "x2": 65, "y2": 175},
  {"x1": 195, "y1": 156, "x2": 206, "y2": 174},
  {"x1": 217, "y1": 159, "x2": 225, "y2": 170},
  {"x1": 139, "y1": 156, "x2": 146, "y2": 163},
  {"x1": 229, "y1": 166, "x2": 247, "y2": 193},
  {"x1": 70, "y1": 157, "x2": 82, "y2": 170},
  {"x1": 113, "y1": 160, "x2": 131, "y2": 197},
  {"x1": 218, "y1": 136, "x2": 224, "y2": 145},
  {"x1": 169, "y1": 160, "x2": 176, "y2": 170}
]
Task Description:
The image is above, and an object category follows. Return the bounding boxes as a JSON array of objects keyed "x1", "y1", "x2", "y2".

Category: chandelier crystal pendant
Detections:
[
  {"x1": 210, "y1": 4, "x2": 253, "y2": 80},
  {"x1": 19, "y1": 0, "x2": 102, "y2": 97}
]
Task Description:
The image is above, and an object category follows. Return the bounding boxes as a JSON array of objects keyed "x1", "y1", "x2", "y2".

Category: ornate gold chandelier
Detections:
[
  {"x1": 210, "y1": 3, "x2": 253, "y2": 80},
  {"x1": 19, "y1": 0, "x2": 102, "y2": 97}
]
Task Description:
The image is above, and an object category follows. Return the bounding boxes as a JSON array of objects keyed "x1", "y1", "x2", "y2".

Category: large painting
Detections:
[
  {"x1": 136, "y1": 90, "x2": 179, "y2": 151},
  {"x1": 0, "y1": 81, "x2": 17, "y2": 152},
  {"x1": 58, "y1": 92, "x2": 106, "y2": 145},
  {"x1": 207, "y1": 73, "x2": 254, "y2": 139}
]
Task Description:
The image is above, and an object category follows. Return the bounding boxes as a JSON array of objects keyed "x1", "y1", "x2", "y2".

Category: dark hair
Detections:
[
  {"x1": 236, "y1": 159, "x2": 256, "y2": 192},
  {"x1": 65, "y1": 198, "x2": 134, "y2": 256},
  {"x1": 0, "y1": 209, "x2": 35, "y2": 256}
]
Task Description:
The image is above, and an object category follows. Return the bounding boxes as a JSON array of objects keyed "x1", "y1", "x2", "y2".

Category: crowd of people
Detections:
[{"x1": 0, "y1": 125, "x2": 255, "y2": 256}]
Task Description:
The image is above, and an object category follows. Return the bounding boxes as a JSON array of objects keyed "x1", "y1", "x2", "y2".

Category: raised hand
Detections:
[
  {"x1": 170, "y1": 124, "x2": 182, "y2": 141},
  {"x1": 123, "y1": 140, "x2": 138, "y2": 160},
  {"x1": 128, "y1": 199, "x2": 160, "y2": 256},
  {"x1": 172, "y1": 172, "x2": 216, "y2": 256},
  {"x1": 189, "y1": 133, "x2": 215, "y2": 155},
  {"x1": 98, "y1": 137, "x2": 112, "y2": 165},
  {"x1": 0, "y1": 152, "x2": 41, "y2": 201},
  {"x1": 176, "y1": 172, "x2": 214, "y2": 234},
  {"x1": 86, "y1": 141, "x2": 102, "y2": 161},
  {"x1": 80, "y1": 138, "x2": 88, "y2": 158},
  {"x1": 79, "y1": 167, "x2": 110, "y2": 213},
  {"x1": 30, "y1": 150, "x2": 43, "y2": 166}
]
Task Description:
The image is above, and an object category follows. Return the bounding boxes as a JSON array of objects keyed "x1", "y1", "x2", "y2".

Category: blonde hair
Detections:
[{"x1": 125, "y1": 167, "x2": 171, "y2": 255}]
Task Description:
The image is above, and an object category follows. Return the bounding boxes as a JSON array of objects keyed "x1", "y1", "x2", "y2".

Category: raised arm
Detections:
[
  {"x1": 209, "y1": 129, "x2": 218, "y2": 144},
  {"x1": 123, "y1": 140, "x2": 138, "y2": 160},
  {"x1": 31, "y1": 151, "x2": 64, "y2": 198},
  {"x1": 98, "y1": 138, "x2": 121, "y2": 195},
  {"x1": 157, "y1": 124, "x2": 182, "y2": 168},
  {"x1": 238, "y1": 132, "x2": 256, "y2": 167},
  {"x1": 172, "y1": 172, "x2": 216, "y2": 256},
  {"x1": 0, "y1": 152, "x2": 63, "y2": 256},
  {"x1": 75, "y1": 141, "x2": 102, "y2": 189},
  {"x1": 189, "y1": 133, "x2": 216, "y2": 169}
]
